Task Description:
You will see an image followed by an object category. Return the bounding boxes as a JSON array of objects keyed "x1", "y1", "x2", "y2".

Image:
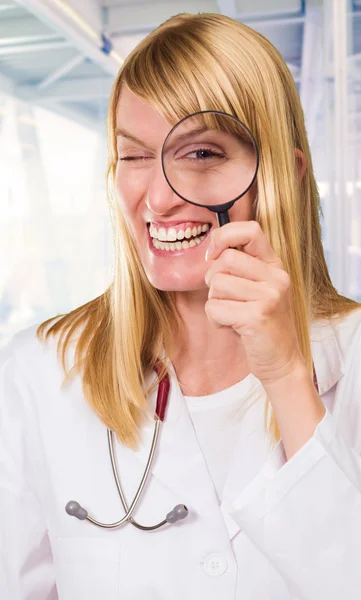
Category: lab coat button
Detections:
[{"x1": 203, "y1": 554, "x2": 228, "y2": 576}]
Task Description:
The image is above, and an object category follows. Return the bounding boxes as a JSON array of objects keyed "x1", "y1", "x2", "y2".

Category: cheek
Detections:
[
  {"x1": 229, "y1": 187, "x2": 256, "y2": 222},
  {"x1": 114, "y1": 165, "x2": 147, "y2": 214}
]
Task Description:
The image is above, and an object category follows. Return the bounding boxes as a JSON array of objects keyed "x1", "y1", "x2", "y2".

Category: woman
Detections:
[{"x1": 1, "y1": 12, "x2": 361, "y2": 600}]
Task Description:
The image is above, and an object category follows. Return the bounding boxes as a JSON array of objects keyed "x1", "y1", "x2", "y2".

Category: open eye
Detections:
[{"x1": 183, "y1": 147, "x2": 225, "y2": 161}]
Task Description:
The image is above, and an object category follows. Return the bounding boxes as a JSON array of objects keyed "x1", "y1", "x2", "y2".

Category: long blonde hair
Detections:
[{"x1": 37, "y1": 13, "x2": 361, "y2": 450}]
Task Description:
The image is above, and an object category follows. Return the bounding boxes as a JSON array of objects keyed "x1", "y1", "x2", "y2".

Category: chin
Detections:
[{"x1": 146, "y1": 274, "x2": 207, "y2": 293}]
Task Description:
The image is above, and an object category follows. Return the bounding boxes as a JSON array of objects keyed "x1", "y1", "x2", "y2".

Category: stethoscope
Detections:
[
  {"x1": 65, "y1": 362, "x2": 189, "y2": 531},
  {"x1": 65, "y1": 361, "x2": 320, "y2": 532}
]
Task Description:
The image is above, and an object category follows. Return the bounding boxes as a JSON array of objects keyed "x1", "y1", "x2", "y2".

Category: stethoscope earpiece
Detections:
[
  {"x1": 65, "y1": 500, "x2": 88, "y2": 520},
  {"x1": 166, "y1": 504, "x2": 188, "y2": 523}
]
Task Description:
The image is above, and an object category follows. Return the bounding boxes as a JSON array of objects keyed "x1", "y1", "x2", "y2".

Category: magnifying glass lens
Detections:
[{"x1": 162, "y1": 112, "x2": 258, "y2": 209}]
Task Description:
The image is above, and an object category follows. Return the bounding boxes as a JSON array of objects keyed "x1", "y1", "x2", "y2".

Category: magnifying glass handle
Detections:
[
  {"x1": 216, "y1": 210, "x2": 244, "y2": 252},
  {"x1": 217, "y1": 211, "x2": 230, "y2": 227}
]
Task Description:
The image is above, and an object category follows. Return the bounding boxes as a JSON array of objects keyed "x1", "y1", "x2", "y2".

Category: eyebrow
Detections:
[
  {"x1": 168, "y1": 125, "x2": 209, "y2": 145},
  {"x1": 115, "y1": 125, "x2": 210, "y2": 148},
  {"x1": 115, "y1": 128, "x2": 147, "y2": 146}
]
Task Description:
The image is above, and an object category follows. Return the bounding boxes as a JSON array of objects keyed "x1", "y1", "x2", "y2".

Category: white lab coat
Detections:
[{"x1": 1, "y1": 308, "x2": 361, "y2": 600}]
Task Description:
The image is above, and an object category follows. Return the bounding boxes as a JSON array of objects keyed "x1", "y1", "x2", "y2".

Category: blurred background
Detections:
[{"x1": 0, "y1": 0, "x2": 360, "y2": 347}]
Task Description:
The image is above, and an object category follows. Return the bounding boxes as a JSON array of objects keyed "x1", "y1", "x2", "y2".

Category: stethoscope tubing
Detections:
[
  {"x1": 82, "y1": 417, "x2": 161, "y2": 529},
  {"x1": 65, "y1": 363, "x2": 189, "y2": 530},
  {"x1": 107, "y1": 419, "x2": 167, "y2": 530}
]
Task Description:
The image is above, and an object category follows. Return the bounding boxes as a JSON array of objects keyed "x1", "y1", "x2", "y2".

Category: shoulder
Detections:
[
  {"x1": 1, "y1": 319, "x2": 75, "y2": 390},
  {"x1": 0, "y1": 320, "x2": 90, "y2": 447}
]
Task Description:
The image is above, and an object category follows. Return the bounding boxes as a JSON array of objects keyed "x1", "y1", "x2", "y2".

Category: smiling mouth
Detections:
[{"x1": 147, "y1": 223, "x2": 212, "y2": 253}]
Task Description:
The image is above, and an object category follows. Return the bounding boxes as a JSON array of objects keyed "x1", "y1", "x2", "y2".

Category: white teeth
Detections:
[
  {"x1": 157, "y1": 227, "x2": 167, "y2": 241},
  {"x1": 149, "y1": 223, "x2": 210, "y2": 241},
  {"x1": 149, "y1": 224, "x2": 157, "y2": 238},
  {"x1": 166, "y1": 228, "x2": 177, "y2": 242},
  {"x1": 152, "y1": 234, "x2": 206, "y2": 251}
]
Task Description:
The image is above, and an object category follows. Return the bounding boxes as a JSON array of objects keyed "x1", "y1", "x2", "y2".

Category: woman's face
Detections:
[{"x1": 114, "y1": 86, "x2": 256, "y2": 293}]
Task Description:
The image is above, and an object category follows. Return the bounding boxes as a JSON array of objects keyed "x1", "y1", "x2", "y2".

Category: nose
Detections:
[{"x1": 145, "y1": 158, "x2": 184, "y2": 216}]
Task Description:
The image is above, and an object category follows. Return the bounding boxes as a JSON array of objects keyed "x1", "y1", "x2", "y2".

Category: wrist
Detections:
[{"x1": 260, "y1": 358, "x2": 309, "y2": 391}]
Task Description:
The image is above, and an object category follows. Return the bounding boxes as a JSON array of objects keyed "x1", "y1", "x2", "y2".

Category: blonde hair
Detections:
[{"x1": 37, "y1": 12, "x2": 361, "y2": 450}]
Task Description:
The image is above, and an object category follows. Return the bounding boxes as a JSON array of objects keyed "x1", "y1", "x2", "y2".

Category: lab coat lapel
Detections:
[
  {"x1": 220, "y1": 317, "x2": 345, "y2": 540},
  {"x1": 132, "y1": 360, "x2": 225, "y2": 525}
]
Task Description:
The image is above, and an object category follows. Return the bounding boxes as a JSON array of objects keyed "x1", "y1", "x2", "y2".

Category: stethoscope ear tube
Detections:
[{"x1": 65, "y1": 363, "x2": 188, "y2": 530}]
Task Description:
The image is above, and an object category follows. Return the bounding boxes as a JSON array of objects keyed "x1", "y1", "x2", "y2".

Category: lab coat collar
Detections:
[{"x1": 133, "y1": 316, "x2": 345, "y2": 541}]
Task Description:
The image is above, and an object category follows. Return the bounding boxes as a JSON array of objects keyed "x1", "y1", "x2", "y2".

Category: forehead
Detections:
[{"x1": 115, "y1": 86, "x2": 171, "y2": 142}]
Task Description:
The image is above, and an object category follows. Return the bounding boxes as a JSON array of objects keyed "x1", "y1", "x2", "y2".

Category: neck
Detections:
[{"x1": 168, "y1": 292, "x2": 250, "y2": 396}]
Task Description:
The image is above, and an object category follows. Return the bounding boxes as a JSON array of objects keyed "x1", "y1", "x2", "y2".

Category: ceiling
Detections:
[{"x1": 0, "y1": 0, "x2": 360, "y2": 138}]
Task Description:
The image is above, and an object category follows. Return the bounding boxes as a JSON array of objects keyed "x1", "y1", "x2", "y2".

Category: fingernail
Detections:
[{"x1": 205, "y1": 240, "x2": 215, "y2": 261}]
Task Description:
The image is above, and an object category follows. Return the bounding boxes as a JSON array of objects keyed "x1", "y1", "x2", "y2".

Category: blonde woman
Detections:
[{"x1": 1, "y1": 12, "x2": 361, "y2": 600}]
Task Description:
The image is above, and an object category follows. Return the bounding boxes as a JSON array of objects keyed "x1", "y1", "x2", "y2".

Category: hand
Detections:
[{"x1": 204, "y1": 220, "x2": 305, "y2": 385}]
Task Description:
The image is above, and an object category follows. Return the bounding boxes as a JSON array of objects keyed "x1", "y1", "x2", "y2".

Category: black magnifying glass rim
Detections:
[{"x1": 161, "y1": 109, "x2": 260, "y2": 211}]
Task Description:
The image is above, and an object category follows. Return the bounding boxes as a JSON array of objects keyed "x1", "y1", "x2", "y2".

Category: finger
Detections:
[
  {"x1": 209, "y1": 220, "x2": 283, "y2": 266},
  {"x1": 205, "y1": 298, "x2": 255, "y2": 329},
  {"x1": 205, "y1": 248, "x2": 276, "y2": 284},
  {"x1": 207, "y1": 272, "x2": 265, "y2": 302}
]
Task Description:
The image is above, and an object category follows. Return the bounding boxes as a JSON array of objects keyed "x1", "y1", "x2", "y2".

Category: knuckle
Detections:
[
  {"x1": 250, "y1": 220, "x2": 261, "y2": 235},
  {"x1": 205, "y1": 298, "x2": 216, "y2": 316},
  {"x1": 265, "y1": 286, "x2": 281, "y2": 309},
  {"x1": 254, "y1": 305, "x2": 268, "y2": 325},
  {"x1": 279, "y1": 269, "x2": 290, "y2": 289},
  {"x1": 271, "y1": 286, "x2": 282, "y2": 302},
  {"x1": 211, "y1": 272, "x2": 224, "y2": 293},
  {"x1": 222, "y1": 248, "x2": 236, "y2": 269}
]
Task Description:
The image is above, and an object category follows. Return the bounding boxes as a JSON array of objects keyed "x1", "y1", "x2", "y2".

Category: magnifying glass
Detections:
[{"x1": 161, "y1": 110, "x2": 259, "y2": 227}]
